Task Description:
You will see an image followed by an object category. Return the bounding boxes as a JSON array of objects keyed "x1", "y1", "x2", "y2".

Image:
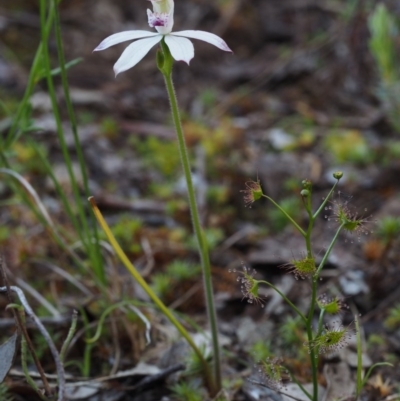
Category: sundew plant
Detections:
[{"x1": 237, "y1": 172, "x2": 389, "y2": 401}]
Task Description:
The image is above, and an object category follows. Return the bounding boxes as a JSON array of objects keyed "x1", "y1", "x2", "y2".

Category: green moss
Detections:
[{"x1": 324, "y1": 129, "x2": 375, "y2": 165}]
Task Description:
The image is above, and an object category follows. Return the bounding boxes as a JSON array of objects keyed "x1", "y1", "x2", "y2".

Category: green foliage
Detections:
[
  {"x1": 198, "y1": 88, "x2": 217, "y2": 110},
  {"x1": 0, "y1": 226, "x2": 10, "y2": 242},
  {"x1": 151, "y1": 260, "x2": 201, "y2": 298},
  {"x1": 10, "y1": 141, "x2": 48, "y2": 174},
  {"x1": 267, "y1": 196, "x2": 302, "y2": 232},
  {"x1": 324, "y1": 129, "x2": 375, "y2": 165},
  {"x1": 384, "y1": 303, "x2": 400, "y2": 330},
  {"x1": 186, "y1": 228, "x2": 224, "y2": 251},
  {"x1": 166, "y1": 260, "x2": 201, "y2": 281},
  {"x1": 369, "y1": 4, "x2": 398, "y2": 84},
  {"x1": 110, "y1": 215, "x2": 142, "y2": 254},
  {"x1": 130, "y1": 136, "x2": 181, "y2": 178},
  {"x1": 0, "y1": 383, "x2": 14, "y2": 401},
  {"x1": 250, "y1": 340, "x2": 273, "y2": 361},
  {"x1": 77, "y1": 111, "x2": 96, "y2": 125},
  {"x1": 170, "y1": 381, "x2": 205, "y2": 401},
  {"x1": 367, "y1": 333, "x2": 385, "y2": 348},
  {"x1": 151, "y1": 273, "x2": 171, "y2": 298},
  {"x1": 369, "y1": 4, "x2": 400, "y2": 132},
  {"x1": 206, "y1": 185, "x2": 229, "y2": 205},
  {"x1": 376, "y1": 216, "x2": 400, "y2": 243},
  {"x1": 279, "y1": 316, "x2": 305, "y2": 348},
  {"x1": 100, "y1": 117, "x2": 118, "y2": 138}
]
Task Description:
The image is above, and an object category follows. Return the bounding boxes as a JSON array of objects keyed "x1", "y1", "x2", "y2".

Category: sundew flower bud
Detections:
[
  {"x1": 300, "y1": 189, "x2": 310, "y2": 198},
  {"x1": 333, "y1": 171, "x2": 343, "y2": 180},
  {"x1": 240, "y1": 180, "x2": 263, "y2": 208},
  {"x1": 305, "y1": 321, "x2": 353, "y2": 355},
  {"x1": 257, "y1": 357, "x2": 288, "y2": 391},
  {"x1": 302, "y1": 179, "x2": 312, "y2": 191},
  {"x1": 281, "y1": 254, "x2": 316, "y2": 280},
  {"x1": 317, "y1": 294, "x2": 349, "y2": 315},
  {"x1": 229, "y1": 265, "x2": 265, "y2": 307}
]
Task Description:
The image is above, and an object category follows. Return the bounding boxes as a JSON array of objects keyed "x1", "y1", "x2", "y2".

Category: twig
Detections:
[
  {"x1": 14, "y1": 276, "x2": 60, "y2": 317},
  {"x1": 0, "y1": 285, "x2": 66, "y2": 401},
  {"x1": 0, "y1": 257, "x2": 53, "y2": 397}
]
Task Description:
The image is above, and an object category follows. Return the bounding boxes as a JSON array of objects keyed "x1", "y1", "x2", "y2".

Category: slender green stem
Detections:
[
  {"x1": 257, "y1": 280, "x2": 306, "y2": 323},
  {"x1": 262, "y1": 195, "x2": 306, "y2": 237},
  {"x1": 287, "y1": 370, "x2": 313, "y2": 401},
  {"x1": 312, "y1": 181, "x2": 339, "y2": 220},
  {"x1": 316, "y1": 223, "x2": 345, "y2": 276},
  {"x1": 305, "y1": 280, "x2": 318, "y2": 401},
  {"x1": 304, "y1": 212, "x2": 318, "y2": 400},
  {"x1": 355, "y1": 314, "x2": 362, "y2": 399},
  {"x1": 158, "y1": 41, "x2": 220, "y2": 393},
  {"x1": 60, "y1": 310, "x2": 78, "y2": 364}
]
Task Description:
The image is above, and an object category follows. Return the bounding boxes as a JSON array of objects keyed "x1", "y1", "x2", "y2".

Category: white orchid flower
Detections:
[{"x1": 94, "y1": 0, "x2": 232, "y2": 76}]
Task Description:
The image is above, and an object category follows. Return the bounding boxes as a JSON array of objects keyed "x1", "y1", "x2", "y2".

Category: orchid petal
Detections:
[
  {"x1": 94, "y1": 31, "x2": 159, "y2": 52},
  {"x1": 113, "y1": 35, "x2": 162, "y2": 76},
  {"x1": 164, "y1": 35, "x2": 194, "y2": 64},
  {"x1": 171, "y1": 30, "x2": 232, "y2": 53}
]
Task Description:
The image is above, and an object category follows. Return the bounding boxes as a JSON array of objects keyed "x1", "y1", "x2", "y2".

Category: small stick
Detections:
[
  {"x1": 0, "y1": 257, "x2": 53, "y2": 397},
  {"x1": 0, "y1": 285, "x2": 65, "y2": 401}
]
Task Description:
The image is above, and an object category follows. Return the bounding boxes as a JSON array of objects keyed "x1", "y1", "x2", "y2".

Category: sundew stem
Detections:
[
  {"x1": 304, "y1": 181, "x2": 343, "y2": 401},
  {"x1": 257, "y1": 280, "x2": 306, "y2": 323},
  {"x1": 262, "y1": 194, "x2": 306, "y2": 237},
  {"x1": 312, "y1": 180, "x2": 340, "y2": 220},
  {"x1": 316, "y1": 223, "x2": 345, "y2": 276},
  {"x1": 158, "y1": 40, "x2": 220, "y2": 394}
]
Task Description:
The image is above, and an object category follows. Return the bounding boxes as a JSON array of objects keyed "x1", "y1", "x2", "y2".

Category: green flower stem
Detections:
[
  {"x1": 316, "y1": 223, "x2": 345, "y2": 276},
  {"x1": 304, "y1": 211, "x2": 318, "y2": 400},
  {"x1": 88, "y1": 197, "x2": 215, "y2": 393},
  {"x1": 312, "y1": 180, "x2": 339, "y2": 220},
  {"x1": 355, "y1": 314, "x2": 362, "y2": 399},
  {"x1": 261, "y1": 195, "x2": 306, "y2": 237},
  {"x1": 158, "y1": 41, "x2": 221, "y2": 392},
  {"x1": 287, "y1": 370, "x2": 313, "y2": 401},
  {"x1": 257, "y1": 280, "x2": 306, "y2": 323},
  {"x1": 305, "y1": 282, "x2": 318, "y2": 401},
  {"x1": 305, "y1": 216, "x2": 343, "y2": 401}
]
